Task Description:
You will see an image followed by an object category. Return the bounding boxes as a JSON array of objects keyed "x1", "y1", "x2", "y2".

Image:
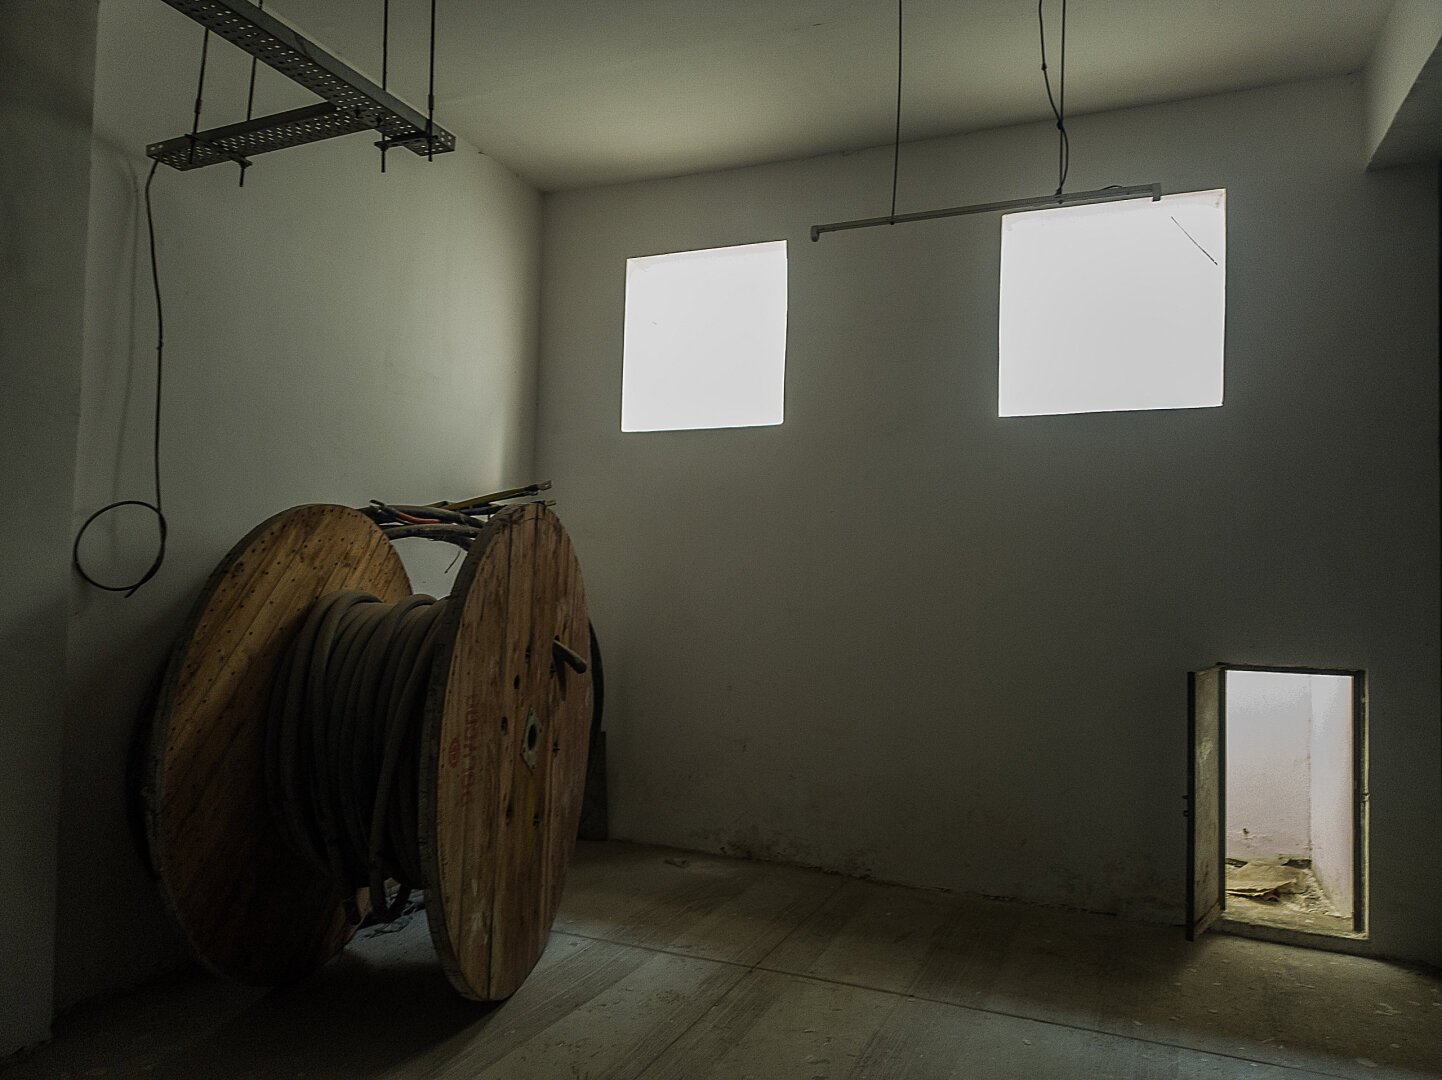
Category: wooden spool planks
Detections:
[
  {"x1": 145, "y1": 504, "x2": 410, "y2": 984},
  {"x1": 146, "y1": 500, "x2": 591, "y2": 998},
  {"x1": 421, "y1": 502, "x2": 593, "y2": 1000}
]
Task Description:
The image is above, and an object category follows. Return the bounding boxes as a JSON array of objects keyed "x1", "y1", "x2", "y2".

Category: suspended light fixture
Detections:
[{"x1": 810, "y1": 0, "x2": 1160, "y2": 241}]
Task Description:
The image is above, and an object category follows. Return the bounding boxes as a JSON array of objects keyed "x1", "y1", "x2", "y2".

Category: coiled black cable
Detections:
[
  {"x1": 267, "y1": 589, "x2": 453, "y2": 923},
  {"x1": 72, "y1": 160, "x2": 167, "y2": 597}
]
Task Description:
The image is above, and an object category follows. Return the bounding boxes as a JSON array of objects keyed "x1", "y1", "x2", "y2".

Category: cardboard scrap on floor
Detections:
[{"x1": 1226, "y1": 861, "x2": 1303, "y2": 902}]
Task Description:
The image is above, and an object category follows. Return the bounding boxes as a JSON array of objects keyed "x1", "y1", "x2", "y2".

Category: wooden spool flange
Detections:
[
  {"x1": 145, "y1": 501, "x2": 591, "y2": 1000},
  {"x1": 421, "y1": 501, "x2": 592, "y2": 1000}
]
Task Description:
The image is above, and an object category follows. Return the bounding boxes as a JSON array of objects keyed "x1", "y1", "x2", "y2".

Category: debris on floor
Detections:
[
  {"x1": 359, "y1": 892, "x2": 428, "y2": 937},
  {"x1": 1226, "y1": 861, "x2": 1304, "y2": 902},
  {"x1": 1225, "y1": 859, "x2": 1346, "y2": 922}
]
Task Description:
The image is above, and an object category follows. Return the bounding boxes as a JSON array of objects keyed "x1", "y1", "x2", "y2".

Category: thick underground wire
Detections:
[{"x1": 268, "y1": 589, "x2": 452, "y2": 922}]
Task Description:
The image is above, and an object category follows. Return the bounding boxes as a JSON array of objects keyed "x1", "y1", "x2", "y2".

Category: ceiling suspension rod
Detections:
[{"x1": 809, "y1": 183, "x2": 1162, "y2": 242}]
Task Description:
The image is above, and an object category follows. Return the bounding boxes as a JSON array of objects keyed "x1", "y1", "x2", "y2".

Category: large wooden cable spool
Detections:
[{"x1": 144, "y1": 501, "x2": 591, "y2": 1000}]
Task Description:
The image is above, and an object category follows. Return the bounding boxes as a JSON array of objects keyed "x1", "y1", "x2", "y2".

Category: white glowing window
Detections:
[
  {"x1": 999, "y1": 189, "x2": 1226, "y2": 417},
  {"x1": 622, "y1": 240, "x2": 787, "y2": 432}
]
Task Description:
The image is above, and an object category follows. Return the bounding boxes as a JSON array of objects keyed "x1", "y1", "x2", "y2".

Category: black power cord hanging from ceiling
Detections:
[
  {"x1": 378, "y1": 0, "x2": 436, "y2": 168},
  {"x1": 811, "y1": 1, "x2": 1155, "y2": 241},
  {"x1": 78, "y1": 6, "x2": 454, "y2": 595},
  {"x1": 240, "y1": 0, "x2": 265, "y2": 185},
  {"x1": 71, "y1": 159, "x2": 168, "y2": 596},
  {"x1": 889, "y1": 0, "x2": 903, "y2": 222},
  {"x1": 71, "y1": 22, "x2": 211, "y2": 596},
  {"x1": 380, "y1": 0, "x2": 390, "y2": 172},
  {"x1": 245, "y1": 1, "x2": 262, "y2": 122},
  {"x1": 426, "y1": 0, "x2": 437, "y2": 161},
  {"x1": 886, "y1": 1, "x2": 1067, "y2": 222},
  {"x1": 187, "y1": 27, "x2": 210, "y2": 167},
  {"x1": 1038, "y1": 0, "x2": 1070, "y2": 197}
]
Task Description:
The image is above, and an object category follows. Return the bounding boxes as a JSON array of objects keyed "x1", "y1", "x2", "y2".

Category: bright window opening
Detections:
[
  {"x1": 999, "y1": 188, "x2": 1226, "y2": 417},
  {"x1": 621, "y1": 240, "x2": 787, "y2": 433}
]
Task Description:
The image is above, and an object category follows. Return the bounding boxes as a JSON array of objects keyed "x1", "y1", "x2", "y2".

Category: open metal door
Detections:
[{"x1": 1186, "y1": 666, "x2": 1225, "y2": 939}]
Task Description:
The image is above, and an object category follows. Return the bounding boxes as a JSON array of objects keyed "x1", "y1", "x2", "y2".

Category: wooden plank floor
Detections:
[{"x1": 6, "y1": 842, "x2": 1440, "y2": 1079}]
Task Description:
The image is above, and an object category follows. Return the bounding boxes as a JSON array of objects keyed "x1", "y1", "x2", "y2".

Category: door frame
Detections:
[
  {"x1": 1186, "y1": 666, "x2": 1225, "y2": 939},
  {"x1": 1188, "y1": 663, "x2": 1369, "y2": 940}
]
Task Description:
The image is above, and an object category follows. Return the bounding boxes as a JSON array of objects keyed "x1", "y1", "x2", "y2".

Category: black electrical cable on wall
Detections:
[
  {"x1": 426, "y1": 0, "x2": 437, "y2": 161},
  {"x1": 238, "y1": 1, "x2": 265, "y2": 185},
  {"x1": 187, "y1": 27, "x2": 210, "y2": 167},
  {"x1": 889, "y1": 0, "x2": 903, "y2": 222},
  {"x1": 380, "y1": 0, "x2": 391, "y2": 172},
  {"x1": 245, "y1": 0, "x2": 264, "y2": 122},
  {"x1": 1038, "y1": 0, "x2": 1070, "y2": 197},
  {"x1": 72, "y1": 160, "x2": 168, "y2": 597}
]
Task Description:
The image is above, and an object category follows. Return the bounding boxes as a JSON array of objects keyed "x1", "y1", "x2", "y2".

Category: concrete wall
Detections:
[
  {"x1": 1225, "y1": 671, "x2": 1312, "y2": 863},
  {"x1": 1310, "y1": 673, "x2": 1355, "y2": 912},
  {"x1": 0, "y1": 0, "x2": 100, "y2": 1057},
  {"x1": 53, "y1": 0, "x2": 542, "y2": 1008},
  {"x1": 1364, "y1": 0, "x2": 1442, "y2": 167},
  {"x1": 537, "y1": 76, "x2": 1442, "y2": 964}
]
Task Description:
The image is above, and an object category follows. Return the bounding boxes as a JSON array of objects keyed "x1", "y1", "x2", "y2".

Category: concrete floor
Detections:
[{"x1": 5, "y1": 842, "x2": 1440, "y2": 1080}]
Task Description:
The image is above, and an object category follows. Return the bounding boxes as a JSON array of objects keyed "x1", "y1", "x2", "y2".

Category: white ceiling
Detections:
[{"x1": 267, "y1": 0, "x2": 1396, "y2": 191}]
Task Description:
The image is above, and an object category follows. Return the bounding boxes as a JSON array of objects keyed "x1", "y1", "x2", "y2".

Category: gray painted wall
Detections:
[
  {"x1": 53, "y1": 0, "x2": 542, "y2": 1008},
  {"x1": 537, "y1": 77, "x2": 1441, "y2": 965},
  {"x1": 0, "y1": 0, "x2": 100, "y2": 1057}
]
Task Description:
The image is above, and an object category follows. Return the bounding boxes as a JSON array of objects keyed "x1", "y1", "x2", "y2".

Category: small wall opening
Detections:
[
  {"x1": 998, "y1": 188, "x2": 1226, "y2": 417},
  {"x1": 1224, "y1": 668, "x2": 1359, "y2": 936},
  {"x1": 620, "y1": 240, "x2": 787, "y2": 432}
]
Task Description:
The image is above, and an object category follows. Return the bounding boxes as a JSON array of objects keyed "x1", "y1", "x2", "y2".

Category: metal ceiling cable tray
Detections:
[{"x1": 148, "y1": 0, "x2": 455, "y2": 171}]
